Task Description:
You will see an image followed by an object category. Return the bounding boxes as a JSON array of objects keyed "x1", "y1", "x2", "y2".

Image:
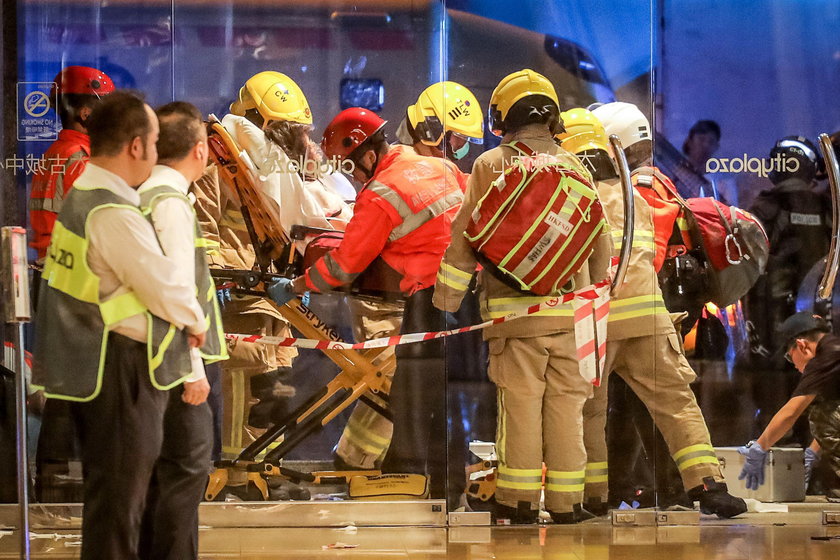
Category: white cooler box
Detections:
[{"x1": 715, "y1": 447, "x2": 805, "y2": 502}]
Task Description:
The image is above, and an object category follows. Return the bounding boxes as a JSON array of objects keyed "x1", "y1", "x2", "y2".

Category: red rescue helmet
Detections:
[
  {"x1": 50, "y1": 66, "x2": 115, "y2": 104},
  {"x1": 321, "y1": 107, "x2": 387, "y2": 160}
]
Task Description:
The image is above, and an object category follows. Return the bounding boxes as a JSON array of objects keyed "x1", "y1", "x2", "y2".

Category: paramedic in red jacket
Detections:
[
  {"x1": 267, "y1": 107, "x2": 465, "y2": 506},
  {"x1": 29, "y1": 66, "x2": 114, "y2": 264}
]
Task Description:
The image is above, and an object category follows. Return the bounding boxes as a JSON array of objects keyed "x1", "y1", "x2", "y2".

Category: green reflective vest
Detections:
[
  {"x1": 139, "y1": 183, "x2": 228, "y2": 363},
  {"x1": 32, "y1": 184, "x2": 192, "y2": 401}
]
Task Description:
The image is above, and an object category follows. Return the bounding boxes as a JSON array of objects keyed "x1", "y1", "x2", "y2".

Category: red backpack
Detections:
[
  {"x1": 643, "y1": 171, "x2": 770, "y2": 307},
  {"x1": 681, "y1": 198, "x2": 769, "y2": 307},
  {"x1": 464, "y1": 142, "x2": 606, "y2": 295}
]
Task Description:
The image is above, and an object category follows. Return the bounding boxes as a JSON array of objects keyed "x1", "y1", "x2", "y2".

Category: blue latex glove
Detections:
[
  {"x1": 216, "y1": 288, "x2": 231, "y2": 309},
  {"x1": 267, "y1": 278, "x2": 295, "y2": 306},
  {"x1": 738, "y1": 442, "x2": 768, "y2": 490},
  {"x1": 804, "y1": 447, "x2": 819, "y2": 489},
  {"x1": 444, "y1": 311, "x2": 459, "y2": 327}
]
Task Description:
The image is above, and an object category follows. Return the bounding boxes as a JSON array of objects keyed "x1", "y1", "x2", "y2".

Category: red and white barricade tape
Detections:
[{"x1": 225, "y1": 272, "x2": 613, "y2": 386}]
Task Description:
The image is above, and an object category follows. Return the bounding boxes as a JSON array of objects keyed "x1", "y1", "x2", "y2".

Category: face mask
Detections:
[{"x1": 451, "y1": 142, "x2": 470, "y2": 160}]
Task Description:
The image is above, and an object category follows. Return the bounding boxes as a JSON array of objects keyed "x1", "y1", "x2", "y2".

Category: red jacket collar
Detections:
[{"x1": 56, "y1": 128, "x2": 91, "y2": 151}]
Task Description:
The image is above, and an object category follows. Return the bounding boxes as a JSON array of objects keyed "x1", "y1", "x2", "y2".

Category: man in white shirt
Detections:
[
  {"x1": 33, "y1": 91, "x2": 207, "y2": 559},
  {"x1": 137, "y1": 101, "x2": 227, "y2": 560}
]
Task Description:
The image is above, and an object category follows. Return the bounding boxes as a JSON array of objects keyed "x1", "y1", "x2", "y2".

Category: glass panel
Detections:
[
  {"x1": 443, "y1": 1, "x2": 656, "y2": 518},
  {"x1": 13, "y1": 0, "x2": 176, "y2": 506},
  {"x1": 171, "y1": 0, "x2": 449, "y2": 504},
  {"x1": 655, "y1": 0, "x2": 840, "y2": 508},
  {"x1": 2, "y1": 0, "x2": 741, "y2": 534}
]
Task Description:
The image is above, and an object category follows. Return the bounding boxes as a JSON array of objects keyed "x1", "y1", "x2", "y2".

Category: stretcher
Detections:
[{"x1": 203, "y1": 117, "x2": 398, "y2": 500}]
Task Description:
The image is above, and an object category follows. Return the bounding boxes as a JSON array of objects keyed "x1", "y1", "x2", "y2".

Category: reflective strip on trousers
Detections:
[
  {"x1": 496, "y1": 390, "x2": 508, "y2": 465},
  {"x1": 672, "y1": 444, "x2": 719, "y2": 471},
  {"x1": 342, "y1": 415, "x2": 392, "y2": 456},
  {"x1": 608, "y1": 294, "x2": 667, "y2": 321},
  {"x1": 584, "y1": 461, "x2": 609, "y2": 484},
  {"x1": 436, "y1": 262, "x2": 472, "y2": 292},
  {"x1": 497, "y1": 464, "x2": 543, "y2": 491},
  {"x1": 545, "y1": 470, "x2": 585, "y2": 493},
  {"x1": 486, "y1": 296, "x2": 575, "y2": 319}
]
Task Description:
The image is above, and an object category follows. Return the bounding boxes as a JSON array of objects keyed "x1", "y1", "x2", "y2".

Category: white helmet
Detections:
[{"x1": 591, "y1": 102, "x2": 651, "y2": 149}]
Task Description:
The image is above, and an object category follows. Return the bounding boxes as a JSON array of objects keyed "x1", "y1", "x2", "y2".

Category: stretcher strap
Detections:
[{"x1": 225, "y1": 269, "x2": 614, "y2": 386}]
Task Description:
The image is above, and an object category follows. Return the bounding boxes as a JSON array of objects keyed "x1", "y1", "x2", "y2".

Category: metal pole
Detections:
[
  {"x1": 2, "y1": 226, "x2": 31, "y2": 560},
  {"x1": 14, "y1": 322, "x2": 30, "y2": 560}
]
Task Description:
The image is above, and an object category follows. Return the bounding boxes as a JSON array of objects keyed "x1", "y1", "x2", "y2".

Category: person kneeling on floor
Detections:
[{"x1": 739, "y1": 312, "x2": 840, "y2": 501}]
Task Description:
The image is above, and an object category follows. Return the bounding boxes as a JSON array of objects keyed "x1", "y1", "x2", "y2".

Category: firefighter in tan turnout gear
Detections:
[
  {"x1": 192, "y1": 72, "x2": 309, "y2": 457},
  {"x1": 434, "y1": 69, "x2": 613, "y2": 524},
  {"x1": 559, "y1": 108, "x2": 747, "y2": 518}
]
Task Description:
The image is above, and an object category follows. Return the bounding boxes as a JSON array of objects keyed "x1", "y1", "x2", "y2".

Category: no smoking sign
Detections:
[{"x1": 17, "y1": 82, "x2": 58, "y2": 141}]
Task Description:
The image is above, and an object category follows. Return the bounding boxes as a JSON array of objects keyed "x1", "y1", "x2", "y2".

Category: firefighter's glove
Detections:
[
  {"x1": 804, "y1": 447, "x2": 819, "y2": 489},
  {"x1": 737, "y1": 442, "x2": 767, "y2": 490},
  {"x1": 267, "y1": 278, "x2": 296, "y2": 306},
  {"x1": 216, "y1": 288, "x2": 232, "y2": 309}
]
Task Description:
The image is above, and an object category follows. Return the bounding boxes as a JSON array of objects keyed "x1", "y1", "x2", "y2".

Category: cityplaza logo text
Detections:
[
  {"x1": 705, "y1": 153, "x2": 800, "y2": 178},
  {"x1": 266, "y1": 155, "x2": 356, "y2": 176}
]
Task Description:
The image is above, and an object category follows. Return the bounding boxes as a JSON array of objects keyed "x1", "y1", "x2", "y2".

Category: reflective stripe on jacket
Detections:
[
  {"x1": 305, "y1": 145, "x2": 463, "y2": 296},
  {"x1": 631, "y1": 166, "x2": 685, "y2": 272},
  {"x1": 32, "y1": 185, "x2": 191, "y2": 401},
  {"x1": 595, "y1": 177, "x2": 672, "y2": 339},
  {"x1": 28, "y1": 129, "x2": 91, "y2": 260},
  {"x1": 139, "y1": 184, "x2": 229, "y2": 363}
]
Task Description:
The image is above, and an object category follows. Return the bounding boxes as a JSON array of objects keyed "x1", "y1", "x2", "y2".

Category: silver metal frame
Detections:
[
  {"x1": 818, "y1": 133, "x2": 840, "y2": 301},
  {"x1": 1, "y1": 227, "x2": 31, "y2": 560},
  {"x1": 609, "y1": 135, "x2": 635, "y2": 296}
]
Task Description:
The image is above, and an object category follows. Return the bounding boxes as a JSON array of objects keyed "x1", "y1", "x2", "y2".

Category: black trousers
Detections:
[
  {"x1": 381, "y1": 287, "x2": 468, "y2": 508},
  {"x1": 72, "y1": 334, "x2": 167, "y2": 560},
  {"x1": 139, "y1": 383, "x2": 213, "y2": 560},
  {"x1": 204, "y1": 362, "x2": 224, "y2": 462}
]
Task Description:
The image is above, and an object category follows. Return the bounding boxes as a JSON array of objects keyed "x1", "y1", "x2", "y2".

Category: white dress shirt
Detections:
[
  {"x1": 139, "y1": 165, "x2": 208, "y2": 382},
  {"x1": 76, "y1": 164, "x2": 206, "y2": 349}
]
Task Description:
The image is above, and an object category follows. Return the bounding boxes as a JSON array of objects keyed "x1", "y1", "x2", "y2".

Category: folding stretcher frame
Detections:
[{"x1": 203, "y1": 118, "x2": 396, "y2": 500}]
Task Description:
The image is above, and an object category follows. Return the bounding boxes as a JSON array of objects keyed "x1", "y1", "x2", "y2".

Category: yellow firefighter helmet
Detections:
[
  {"x1": 230, "y1": 71, "x2": 312, "y2": 125},
  {"x1": 488, "y1": 69, "x2": 559, "y2": 136},
  {"x1": 406, "y1": 81, "x2": 484, "y2": 146},
  {"x1": 557, "y1": 108, "x2": 609, "y2": 154}
]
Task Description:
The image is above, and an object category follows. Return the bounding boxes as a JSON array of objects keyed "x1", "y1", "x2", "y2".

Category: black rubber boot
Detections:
[
  {"x1": 493, "y1": 500, "x2": 539, "y2": 525},
  {"x1": 690, "y1": 477, "x2": 747, "y2": 518},
  {"x1": 248, "y1": 368, "x2": 295, "y2": 429},
  {"x1": 584, "y1": 497, "x2": 609, "y2": 517},
  {"x1": 657, "y1": 487, "x2": 694, "y2": 510},
  {"x1": 549, "y1": 503, "x2": 594, "y2": 524}
]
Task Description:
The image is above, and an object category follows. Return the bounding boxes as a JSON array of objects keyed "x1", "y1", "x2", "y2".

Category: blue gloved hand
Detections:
[
  {"x1": 804, "y1": 447, "x2": 819, "y2": 489},
  {"x1": 444, "y1": 311, "x2": 459, "y2": 327},
  {"x1": 738, "y1": 442, "x2": 768, "y2": 490},
  {"x1": 267, "y1": 278, "x2": 296, "y2": 306},
  {"x1": 216, "y1": 288, "x2": 231, "y2": 309}
]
